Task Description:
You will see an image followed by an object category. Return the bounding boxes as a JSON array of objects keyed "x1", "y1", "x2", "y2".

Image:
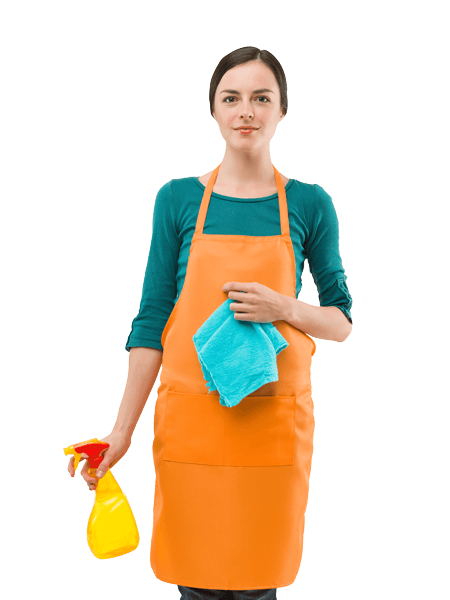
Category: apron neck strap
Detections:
[{"x1": 195, "y1": 163, "x2": 290, "y2": 236}]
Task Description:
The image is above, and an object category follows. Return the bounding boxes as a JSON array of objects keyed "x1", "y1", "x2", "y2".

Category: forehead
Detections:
[{"x1": 219, "y1": 62, "x2": 278, "y2": 92}]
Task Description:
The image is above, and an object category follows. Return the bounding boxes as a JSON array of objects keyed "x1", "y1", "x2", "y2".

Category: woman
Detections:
[
  {"x1": 149, "y1": 48, "x2": 351, "y2": 600},
  {"x1": 69, "y1": 47, "x2": 352, "y2": 600}
]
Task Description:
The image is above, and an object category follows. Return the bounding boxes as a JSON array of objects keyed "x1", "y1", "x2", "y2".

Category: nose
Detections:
[{"x1": 239, "y1": 98, "x2": 254, "y2": 120}]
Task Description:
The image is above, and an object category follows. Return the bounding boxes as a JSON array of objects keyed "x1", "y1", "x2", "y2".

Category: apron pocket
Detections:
[{"x1": 164, "y1": 391, "x2": 296, "y2": 466}]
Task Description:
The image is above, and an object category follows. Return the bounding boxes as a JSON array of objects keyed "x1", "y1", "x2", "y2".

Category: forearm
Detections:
[
  {"x1": 280, "y1": 296, "x2": 352, "y2": 343},
  {"x1": 113, "y1": 347, "x2": 163, "y2": 439}
]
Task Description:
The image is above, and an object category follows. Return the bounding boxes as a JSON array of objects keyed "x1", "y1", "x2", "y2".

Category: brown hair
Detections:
[{"x1": 209, "y1": 47, "x2": 288, "y2": 118}]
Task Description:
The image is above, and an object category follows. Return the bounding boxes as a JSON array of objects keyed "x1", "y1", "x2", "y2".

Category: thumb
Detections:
[{"x1": 96, "y1": 453, "x2": 110, "y2": 479}]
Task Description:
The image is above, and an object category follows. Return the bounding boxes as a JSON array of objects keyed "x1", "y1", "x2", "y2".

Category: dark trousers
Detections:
[{"x1": 178, "y1": 586, "x2": 277, "y2": 600}]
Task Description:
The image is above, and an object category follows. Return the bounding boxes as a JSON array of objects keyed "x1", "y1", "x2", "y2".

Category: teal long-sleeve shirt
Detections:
[{"x1": 125, "y1": 176, "x2": 353, "y2": 353}]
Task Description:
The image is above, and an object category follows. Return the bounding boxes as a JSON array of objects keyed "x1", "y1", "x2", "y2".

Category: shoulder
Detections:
[
  {"x1": 288, "y1": 180, "x2": 339, "y2": 244},
  {"x1": 280, "y1": 173, "x2": 289, "y2": 187},
  {"x1": 289, "y1": 179, "x2": 332, "y2": 201},
  {"x1": 313, "y1": 183, "x2": 334, "y2": 207},
  {"x1": 198, "y1": 171, "x2": 214, "y2": 186},
  {"x1": 155, "y1": 176, "x2": 198, "y2": 196}
]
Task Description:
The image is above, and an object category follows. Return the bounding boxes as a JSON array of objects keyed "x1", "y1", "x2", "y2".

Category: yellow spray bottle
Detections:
[{"x1": 64, "y1": 438, "x2": 139, "y2": 559}]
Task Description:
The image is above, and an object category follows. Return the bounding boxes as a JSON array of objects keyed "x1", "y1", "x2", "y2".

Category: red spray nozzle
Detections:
[{"x1": 74, "y1": 441, "x2": 110, "y2": 470}]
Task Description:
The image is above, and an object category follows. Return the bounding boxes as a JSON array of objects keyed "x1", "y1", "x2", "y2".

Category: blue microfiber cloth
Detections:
[{"x1": 193, "y1": 297, "x2": 289, "y2": 407}]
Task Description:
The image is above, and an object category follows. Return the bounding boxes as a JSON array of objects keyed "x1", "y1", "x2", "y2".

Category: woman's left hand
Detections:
[{"x1": 222, "y1": 281, "x2": 287, "y2": 323}]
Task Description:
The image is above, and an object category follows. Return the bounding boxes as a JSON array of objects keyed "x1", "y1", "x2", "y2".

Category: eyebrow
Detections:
[{"x1": 219, "y1": 88, "x2": 274, "y2": 95}]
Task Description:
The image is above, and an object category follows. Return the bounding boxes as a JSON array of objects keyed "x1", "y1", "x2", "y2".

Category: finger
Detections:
[
  {"x1": 87, "y1": 478, "x2": 97, "y2": 490},
  {"x1": 83, "y1": 474, "x2": 98, "y2": 489},
  {"x1": 80, "y1": 459, "x2": 98, "y2": 485},
  {"x1": 67, "y1": 455, "x2": 75, "y2": 477}
]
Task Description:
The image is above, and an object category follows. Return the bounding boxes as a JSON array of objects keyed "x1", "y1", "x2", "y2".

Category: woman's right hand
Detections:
[{"x1": 67, "y1": 430, "x2": 132, "y2": 491}]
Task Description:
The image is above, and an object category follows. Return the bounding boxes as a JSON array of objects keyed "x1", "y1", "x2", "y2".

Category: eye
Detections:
[{"x1": 223, "y1": 95, "x2": 270, "y2": 103}]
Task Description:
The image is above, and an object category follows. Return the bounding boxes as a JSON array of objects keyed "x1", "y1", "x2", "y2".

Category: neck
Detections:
[{"x1": 217, "y1": 147, "x2": 276, "y2": 187}]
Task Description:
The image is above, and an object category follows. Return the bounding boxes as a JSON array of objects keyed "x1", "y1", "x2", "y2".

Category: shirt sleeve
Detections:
[
  {"x1": 304, "y1": 184, "x2": 353, "y2": 324},
  {"x1": 125, "y1": 180, "x2": 180, "y2": 352}
]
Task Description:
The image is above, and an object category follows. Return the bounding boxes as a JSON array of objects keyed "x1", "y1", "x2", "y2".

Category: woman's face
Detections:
[{"x1": 212, "y1": 61, "x2": 285, "y2": 152}]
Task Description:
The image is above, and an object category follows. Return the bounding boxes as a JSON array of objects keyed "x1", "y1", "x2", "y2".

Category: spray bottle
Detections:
[{"x1": 64, "y1": 438, "x2": 139, "y2": 559}]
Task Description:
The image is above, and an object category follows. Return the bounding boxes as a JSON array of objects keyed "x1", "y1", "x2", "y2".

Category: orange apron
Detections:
[{"x1": 151, "y1": 164, "x2": 316, "y2": 590}]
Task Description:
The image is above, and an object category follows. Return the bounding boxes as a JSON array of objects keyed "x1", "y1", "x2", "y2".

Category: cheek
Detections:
[{"x1": 215, "y1": 108, "x2": 235, "y2": 132}]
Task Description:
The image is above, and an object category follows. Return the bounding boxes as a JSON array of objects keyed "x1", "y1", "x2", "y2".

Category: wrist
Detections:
[
  {"x1": 112, "y1": 424, "x2": 134, "y2": 441},
  {"x1": 279, "y1": 293, "x2": 295, "y2": 323}
]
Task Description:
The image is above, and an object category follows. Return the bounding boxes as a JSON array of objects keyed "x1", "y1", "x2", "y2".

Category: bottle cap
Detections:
[{"x1": 64, "y1": 438, "x2": 110, "y2": 472}]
